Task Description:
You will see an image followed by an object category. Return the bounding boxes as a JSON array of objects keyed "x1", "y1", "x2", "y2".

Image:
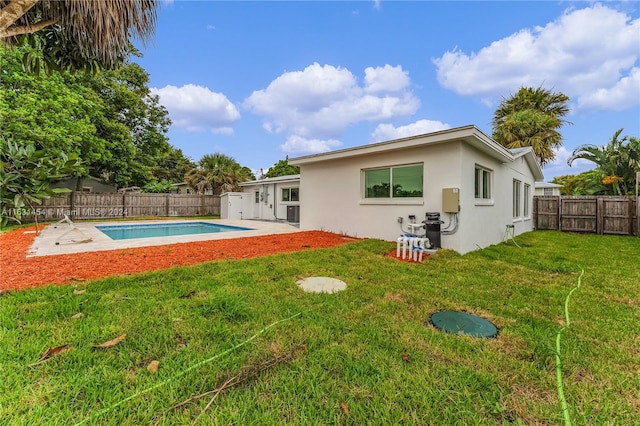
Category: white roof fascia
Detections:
[
  {"x1": 289, "y1": 125, "x2": 514, "y2": 165},
  {"x1": 535, "y1": 182, "x2": 561, "y2": 188},
  {"x1": 510, "y1": 147, "x2": 544, "y2": 181},
  {"x1": 240, "y1": 174, "x2": 301, "y2": 186}
]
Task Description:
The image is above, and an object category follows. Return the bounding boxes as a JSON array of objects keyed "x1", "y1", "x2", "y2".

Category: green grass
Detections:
[{"x1": 1, "y1": 231, "x2": 638, "y2": 425}]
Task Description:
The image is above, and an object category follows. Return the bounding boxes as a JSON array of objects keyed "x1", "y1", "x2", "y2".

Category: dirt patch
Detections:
[{"x1": 0, "y1": 226, "x2": 357, "y2": 291}]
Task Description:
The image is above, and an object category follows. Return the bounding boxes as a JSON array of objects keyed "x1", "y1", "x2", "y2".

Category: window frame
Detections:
[
  {"x1": 524, "y1": 183, "x2": 530, "y2": 218},
  {"x1": 362, "y1": 163, "x2": 424, "y2": 201},
  {"x1": 513, "y1": 179, "x2": 522, "y2": 219},
  {"x1": 474, "y1": 165, "x2": 493, "y2": 203},
  {"x1": 281, "y1": 187, "x2": 299, "y2": 203}
]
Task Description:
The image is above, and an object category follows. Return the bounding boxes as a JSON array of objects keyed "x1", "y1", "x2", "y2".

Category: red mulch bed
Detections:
[{"x1": 0, "y1": 226, "x2": 361, "y2": 291}]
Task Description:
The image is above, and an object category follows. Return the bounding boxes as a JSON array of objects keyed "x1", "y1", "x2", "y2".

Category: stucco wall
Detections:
[
  {"x1": 241, "y1": 181, "x2": 300, "y2": 221},
  {"x1": 298, "y1": 142, "x2": 536, "y2": 254}
]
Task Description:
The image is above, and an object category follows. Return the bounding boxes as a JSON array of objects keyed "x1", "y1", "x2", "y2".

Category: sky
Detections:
[{"x1": 133, "y1": 1, "x2": 640, "y2": 181}]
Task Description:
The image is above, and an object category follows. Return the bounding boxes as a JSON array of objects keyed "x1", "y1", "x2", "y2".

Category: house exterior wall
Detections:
[
  {"x1": 297, "y1": 141, "x2": 536, "y2": 254},
  {"x1": 534, "y1": 186, "x2": 561, "y2": 196},
  {"x1": 457, "y1": 146, "x2": 536, "y2": 254},
  {"x1": 239, "y1": 180, "x2": 300, "y2": 221},
  {"x1": 298, "y1": 142, "x2": 462, "y2": 241},
  {"x1": 51, "y1": 177, "x2": 117, "y2": 193}
]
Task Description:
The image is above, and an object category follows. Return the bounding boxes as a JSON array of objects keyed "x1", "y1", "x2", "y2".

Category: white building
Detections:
[
  {"x1": 288, "y1": 125, "x2": 544, "y2": 254},
  {"x1": 534, "y1": 182, "x2": 562, "y2": 196},
  {"x1": 221, "y1": 175, "x2": 301, "y2": 222}
]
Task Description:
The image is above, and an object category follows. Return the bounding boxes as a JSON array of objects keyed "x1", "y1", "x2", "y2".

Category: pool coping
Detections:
[{"x1": 27, "y1": 219, "x2": 301, "y2": 257}]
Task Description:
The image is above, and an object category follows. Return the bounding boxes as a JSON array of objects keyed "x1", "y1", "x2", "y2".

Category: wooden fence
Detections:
[
  {"x1": 19, "y1": 192, "x2": 220, "y2": 222},
  {"x1": 533, "y1": 196, "x2": 639, "y2": 236}
]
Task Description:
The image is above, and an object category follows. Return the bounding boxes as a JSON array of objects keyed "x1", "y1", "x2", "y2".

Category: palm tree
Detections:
[
  {"x1": 492, "y1": 86, "x2": 571, "y2": 166},
  {"x1": 0, "y1": 0, "x2": 158, "y2": 71},
  {"x1": 568, "y1": 129, "x2": 640, "y2": 195},
  {"x1": 184, "y1": 153, "x2": 254, "y2": 196}
]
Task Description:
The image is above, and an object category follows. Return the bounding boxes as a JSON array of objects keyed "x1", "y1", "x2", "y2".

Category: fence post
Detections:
[
  {"x1": 166, "y1": 194, "x2": 170, "y2": 217},
  {"x1": 627, "y1": 197, "x2": 634, "y2": 237},
  {"x1": 596, "y1": 198, "x2": 604, "y2": 235},
  {"x1": 122, "y1": 192, "x2": 127, "y2": 218},
  {"x1": 70, "y1": 191, "x2": 76, "y2": 220}
]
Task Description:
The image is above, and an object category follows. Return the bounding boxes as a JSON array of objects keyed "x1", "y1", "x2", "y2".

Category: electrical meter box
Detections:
[{"x1": 442, "y1": 188, "x2": 460, "y2": 213}]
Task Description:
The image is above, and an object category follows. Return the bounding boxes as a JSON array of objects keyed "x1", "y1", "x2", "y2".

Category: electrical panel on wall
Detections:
[{"x1": 443, "y1": 188, "x2": 460, "y2": 213}]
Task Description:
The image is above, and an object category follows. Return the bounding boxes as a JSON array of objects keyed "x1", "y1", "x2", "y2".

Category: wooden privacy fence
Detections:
[
  {"x1": 20, "y1": 192, "x2": 220, "y2": 222},
  {"x1": 533, "y1": 196, "x2": 639, "y2": 236}
]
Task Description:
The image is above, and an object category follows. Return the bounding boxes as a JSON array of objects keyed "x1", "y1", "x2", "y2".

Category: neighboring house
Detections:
[
  {"x1": 171, "y1": 182, "x2": 193, "y2": 194},
  {"x1": 221, "y1": 175, "x2": 301, "y2": 222},
  {"x1": 288, "y1": 125, "x2": 544, "y2": 254},
  {"x1": 50, "y1": 176, "x2": 117, "y2": 193},
  {"x1": 171, "y1": 182, "x2": 213, "y2": 195},
  {"x1": 534, "y1": 182, "x2": 562, "y2": 196}
]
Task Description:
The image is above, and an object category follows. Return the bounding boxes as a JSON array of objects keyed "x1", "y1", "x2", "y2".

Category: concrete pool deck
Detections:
[{"x1": 28, "y1": 219, "x2": 301, "y2": 257}]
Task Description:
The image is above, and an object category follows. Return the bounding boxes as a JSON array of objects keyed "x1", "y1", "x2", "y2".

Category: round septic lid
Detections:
[
  {"x1": 296, "y1": 277, "x2": 346, "y2": 294},
  {"x1": 429, "y1": 311, "x2": 499, "y2": 338}
]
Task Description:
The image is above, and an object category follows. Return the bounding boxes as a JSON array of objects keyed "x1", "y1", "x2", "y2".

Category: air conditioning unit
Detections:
[{"x1": 287, "y1": 205, "x2": 300, "y2": 223}]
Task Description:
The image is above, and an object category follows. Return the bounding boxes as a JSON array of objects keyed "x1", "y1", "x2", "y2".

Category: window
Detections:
[
  {"x1": 363, "y1": 164, "x2": 423, "y2": 199},
  {"x1": 474, "y1": 165, "x2": 492, "y2": 199},
  {"x1": 543, "y1": 187, "x2": 554, "y2": 196},
  {"x1": 254, "y1": 191, "x2": 260, "y2": 203},
  {"x1": 524, "y1": 183, "x2": 530, "y2": 217},
  {"x1": 513, "y1": 179, "x2": 521, "y2": 218},
  {"x1": 281, "y1": 187, "x2": 299, "y2": 202}
]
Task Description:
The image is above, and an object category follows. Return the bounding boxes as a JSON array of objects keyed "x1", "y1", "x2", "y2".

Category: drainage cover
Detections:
[
  {"x1": 296, "y1": 277, "x2": 346, "y2": 294},
  {"x1": 429, "y1": 311, "x2": 499, "y2": 338}
]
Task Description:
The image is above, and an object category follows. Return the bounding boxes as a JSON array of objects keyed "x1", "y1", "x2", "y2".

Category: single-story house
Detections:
[
  {"x1": 288, "y1": 125, "x2": 544, "y2": 254},
  {"x1": 171, "y1": 182, "x2": 213, "y2": 195},
  {"x1": 534, "y1": 182, "x2": 562, "y2": 196},
  {"x1": 50, "y1": 176, "x2": 117, "y2": 193},
  {"x1": 221, "y1": 175, "x2": 301, "y2": 222}
]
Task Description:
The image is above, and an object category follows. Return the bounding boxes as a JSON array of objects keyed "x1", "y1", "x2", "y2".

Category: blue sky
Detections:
[{"x1": 133, "y1": 1, "x2": 640, "y2": 181}]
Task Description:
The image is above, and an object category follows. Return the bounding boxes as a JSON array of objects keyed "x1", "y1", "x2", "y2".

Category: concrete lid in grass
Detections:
[{"x1": 296, "y1": 277, "x2": 346, "y2": 294}]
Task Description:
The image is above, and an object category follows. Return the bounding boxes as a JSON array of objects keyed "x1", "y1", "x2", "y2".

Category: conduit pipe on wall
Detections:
[{"x1": 441, "y1": 213, "x2": 459, "y2": 235}]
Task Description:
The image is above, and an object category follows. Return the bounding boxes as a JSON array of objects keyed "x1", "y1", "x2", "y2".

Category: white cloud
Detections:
[
  {"x1": 151, "y1": 84, "x2": 240, "y2": 133},
  {"x1": 244, "y1": 62, "x2": 420, "y2": 141},
  {"x1": 433, "y1": 4, "x2": 640, "y2": 111},
  {"x1": 577, "y1": 67, "x2": 640, "y2": 111},
  {"x1": 364, "y1": 64, "x2": 410, "y2": 93},
  {"x1": 280, "y1": 135, "x2": 342, "y2": 155},
  {"x1": 370, "y1": 119, "x2": 451, "y2": 142}
]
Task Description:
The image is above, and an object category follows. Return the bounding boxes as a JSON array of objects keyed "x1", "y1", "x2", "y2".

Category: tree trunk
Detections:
[{"x1": 0, "y1": 0, "x2": 41, "y2": 37}]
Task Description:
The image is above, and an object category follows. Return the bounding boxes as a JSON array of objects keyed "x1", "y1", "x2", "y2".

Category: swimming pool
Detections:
[{"x1": 96, "y1": 222, "x2": 253, "y2": 240}]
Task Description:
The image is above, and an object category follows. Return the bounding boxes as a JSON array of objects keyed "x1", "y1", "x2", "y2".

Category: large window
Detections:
[
  {"x1": 281, "y1": 187, "x2": 299, "y2": 202},
  {"x1": 364, "y1": 164, "x2": 423, "y2": 199},
  {"x1": 513, "y1": 179, "x2": 521, "y2": 218},
  {"x1": 475, "y1": 165, "x2": 492, "y2": 199}
]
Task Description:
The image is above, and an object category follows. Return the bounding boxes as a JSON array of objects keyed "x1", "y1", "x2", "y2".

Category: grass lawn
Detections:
[{"x1": 1, "y1": 231, "x2": 638, "y2": 425}]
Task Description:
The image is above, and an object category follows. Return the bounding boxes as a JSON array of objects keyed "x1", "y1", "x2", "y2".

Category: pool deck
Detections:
[{"x1": 27, "y1": 219, "x2": 301, "y2": 257}]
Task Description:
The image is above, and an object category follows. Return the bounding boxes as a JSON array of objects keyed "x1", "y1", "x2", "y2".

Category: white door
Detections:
[{"x1": 227, "y1": 194, "x2": 243, "y2": 219}]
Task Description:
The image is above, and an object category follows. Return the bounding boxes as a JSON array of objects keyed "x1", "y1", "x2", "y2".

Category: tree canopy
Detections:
[
  {"x1": 492, "y1": 86, "x2": 571, "y2": 166},
  {"x1": 0, "y1": 0, "x2": 158, "y2": 73},
  {"x1": 264, "y1": 157, "x2": 300, "y2": 178},
  {"x1": 0, "y1": 140, "x2": 80, "y2": 228},
  {"x1": 567, "y1": 128, "x2": 640, "y2": 195},
  {"x1": 0, "y1": 44, "x2": 193, "y2": 189},
  {"x1": 185, "y1": 153, "x2": 255, "y2": 196}
]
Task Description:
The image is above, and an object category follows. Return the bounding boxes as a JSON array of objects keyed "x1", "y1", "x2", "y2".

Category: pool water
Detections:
[{"x1": 96, "y1": 222, "x2": 253, "y2": 240}]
